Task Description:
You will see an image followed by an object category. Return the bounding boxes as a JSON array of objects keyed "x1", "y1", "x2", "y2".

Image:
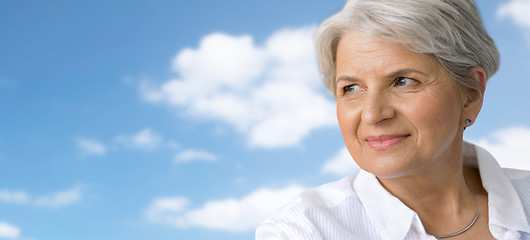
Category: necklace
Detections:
[{"x1": 430, "y1": 190, "x2": 479, "y2": 238}]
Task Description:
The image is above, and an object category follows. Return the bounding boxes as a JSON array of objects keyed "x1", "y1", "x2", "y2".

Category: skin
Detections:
[{"x1": 335, "y1": 31, "x2": 493, "y2": 239}]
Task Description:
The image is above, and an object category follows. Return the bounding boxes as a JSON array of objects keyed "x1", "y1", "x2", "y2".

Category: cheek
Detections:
[
  {"x1": 402, "y1": 92, "x2": 461, "y2": 139},
  {"x1": 336, "y1": 102, "x2": 361, "y2": 141}
]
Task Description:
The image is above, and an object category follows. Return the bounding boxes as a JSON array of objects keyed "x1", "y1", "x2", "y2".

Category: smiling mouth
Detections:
[{"x1": 365, "y1": 135, "x2": 409, "y2": 151}]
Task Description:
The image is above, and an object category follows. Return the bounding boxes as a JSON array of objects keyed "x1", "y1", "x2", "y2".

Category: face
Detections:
[{"x1": 335, "y1": 31, "x2": 468, "y2": 178}]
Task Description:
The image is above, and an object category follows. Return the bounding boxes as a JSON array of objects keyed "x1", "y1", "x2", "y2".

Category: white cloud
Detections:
[
  {"x1": 76, "y1": 137, "x2": 106, "y2": 156},
  {"x1": 498, "y1": 0, "x2": 530, "y2": 27},
  {"x1": 115, "y1": 128, "x2": 162, "y2": 151},
  {"x1": 322, "y1": 147, "x2": 360, "y2": 176},
  {"x1": 0, "y1": 190, "x2": 28, "y2": 204},
  {"x1": 498, "y1": 0, "x2": 530, "y2": 43},
  {"x1": 0, "y1": 187, "x2": 81, "y2": 208},
  {"x1": 144, "y1": 185, "x2": 305, "y2": 232},
  {"x1": 141, "y1": 26, "x2": 336, "y2": 148},
  {"x1": 0, "y1": 222, "x2": 20, "y2": 239},
  {"x1": 34, "y1": 187, "x2": 82, "y2": 208},
  {"x1": 166, "y1": 140, "x2": 180, "y2": 150},
  {"x1": 143, "y1": 197, "x2": 189, "y2": 223},
  {"x1": 470, "y1": 126, "x2": 530, "y2": 170},
  {"x1": 174, "y1": 149, "x2": 217, "y2": 163}
]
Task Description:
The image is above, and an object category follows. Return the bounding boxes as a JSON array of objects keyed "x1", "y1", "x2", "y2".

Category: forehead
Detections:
[{"x1": 336, "y1": 31, "x2": 440, "y2": 75}]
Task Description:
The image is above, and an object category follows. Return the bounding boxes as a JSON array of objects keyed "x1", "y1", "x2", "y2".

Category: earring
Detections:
[{"x1": 465, "y1": 118, "x2": 472, "y2": 125}]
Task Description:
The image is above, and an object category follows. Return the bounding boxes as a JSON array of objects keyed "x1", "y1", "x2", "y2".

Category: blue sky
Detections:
[{"x1": 1, "y1": 1, "x2": 530, "y2": 239}]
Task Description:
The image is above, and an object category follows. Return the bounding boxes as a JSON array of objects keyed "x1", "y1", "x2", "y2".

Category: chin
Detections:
[{"x1": 356, "y1": 154, "x2": 420, "y2": 179}]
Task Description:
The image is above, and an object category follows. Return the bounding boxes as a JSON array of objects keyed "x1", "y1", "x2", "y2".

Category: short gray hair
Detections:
[{"x1": 316, "y1": 0, "x2": 500, "y2": 98}]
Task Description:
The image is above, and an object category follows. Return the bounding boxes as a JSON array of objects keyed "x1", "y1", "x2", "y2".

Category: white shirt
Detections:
[{"x1": 256, "y1": 145, "x2": 530, "y2": 240}]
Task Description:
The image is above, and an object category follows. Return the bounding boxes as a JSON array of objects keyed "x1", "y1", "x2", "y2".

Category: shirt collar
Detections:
[
  {"x1": 353, "y1": 169, "x2": 415, "y2": 240},
  {"x1": 474, "y1": 144, "x2": 530, "y2": 234}
]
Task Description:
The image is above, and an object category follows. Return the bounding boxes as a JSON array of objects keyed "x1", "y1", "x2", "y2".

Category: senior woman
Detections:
[{"x1": 256, "y1": 0, "x2": 530, "y2": 239}]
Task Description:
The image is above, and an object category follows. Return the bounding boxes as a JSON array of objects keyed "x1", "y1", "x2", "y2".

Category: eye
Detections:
[
  {"x1": 395, "y1": 77, "x2": 416, "y2": 86},
  {"x1": 343, "y1": 84, "x2": 361, "y2": 93}
]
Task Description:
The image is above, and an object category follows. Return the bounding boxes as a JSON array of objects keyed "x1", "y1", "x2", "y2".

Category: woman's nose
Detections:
[{"x1": 360, "y1": 90, "x2": 396, "y2": 125}]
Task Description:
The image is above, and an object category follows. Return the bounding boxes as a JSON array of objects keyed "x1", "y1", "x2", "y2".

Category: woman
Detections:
[{"x1": 256, "y1": 0, "x2": 530, "y2": 239}]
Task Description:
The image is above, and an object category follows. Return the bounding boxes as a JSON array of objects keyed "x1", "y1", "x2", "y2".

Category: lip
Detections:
[{"x1": 365, "y1": 134, "x2": 409, "y2": 151}]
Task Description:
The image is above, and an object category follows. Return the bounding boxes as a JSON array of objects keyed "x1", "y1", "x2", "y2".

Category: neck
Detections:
[
  {"x1": 376, "y1": 139, "x2": 477, "y2": 234},
  {"x1": 379, "y1": 165, "x2": 471, "y2": 215}
]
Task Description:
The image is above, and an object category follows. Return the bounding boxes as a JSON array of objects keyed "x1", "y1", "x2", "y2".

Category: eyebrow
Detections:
[
  {"x1": 336, "y1": 68, "x2": 429, "y2": 83},
  {"x1": 387, "y1": 68, "x2": 429, "y2": 78},
  {"x1": 336, "y1": 75, "x2": 359, "y2": 83}
]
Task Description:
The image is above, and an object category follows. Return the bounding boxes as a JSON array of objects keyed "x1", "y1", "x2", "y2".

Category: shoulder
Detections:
[
  {"x1": 297, "y1": 174, "x2": 360, "y2": 208},
  {"x1": 502, "y1": 167, "x2": 530, "y2": 196},
  {"x1": 502, "y1": 168, "x2": 530, "y2": 181},
  {"x1": 501, "y1": 167, "x2": 530, "y2": 227},
  {"x1": 256, "y1": 175, "x2": 366, "y2": 240},
  {"x1": 266, "y1": 174, "x2": 361, "y2": 221},
  {"x1": 502, "y1": 168, "x2": 530, "y2": 202}
]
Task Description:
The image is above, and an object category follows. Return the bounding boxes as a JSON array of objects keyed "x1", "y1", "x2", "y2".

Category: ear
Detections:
[{"x1": 461, "y1": 66, "x2": 487, "y2": 128}]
